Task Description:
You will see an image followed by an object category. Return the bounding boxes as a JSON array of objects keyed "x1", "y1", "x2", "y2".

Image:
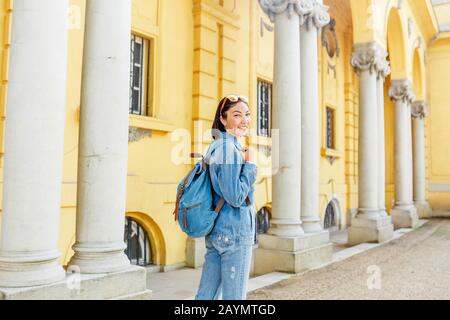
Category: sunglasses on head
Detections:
[{"x1": 220, "y1": 95, "x2": 249, "y2": 115}]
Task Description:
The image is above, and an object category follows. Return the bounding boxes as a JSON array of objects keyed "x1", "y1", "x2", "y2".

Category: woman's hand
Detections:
[{"x1": 243, "y1": 146, "x2": 255, "y2": 163}]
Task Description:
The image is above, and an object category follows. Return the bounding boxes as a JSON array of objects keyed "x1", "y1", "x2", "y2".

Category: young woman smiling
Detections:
[{"x1": 195, "y1": 95, "x2": 258, "y2": 300}]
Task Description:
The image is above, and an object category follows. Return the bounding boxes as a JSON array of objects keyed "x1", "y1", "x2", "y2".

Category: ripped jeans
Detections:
[{"x1": 195, "y1": 235, "x2": 253, "y2": 300}]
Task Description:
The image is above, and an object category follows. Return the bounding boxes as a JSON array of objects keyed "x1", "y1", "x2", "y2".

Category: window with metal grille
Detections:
[
  {"x1": 326, "y1": 107, "x2": 335, "y2": 149},
  {"x1": 257, "y1": 79, "x2": 272, "y2": 137},
  {"x1": 124, "y1": 217, "x2": 152, "y2": 267},
  {"x1": 130, "y1": 34, "x2": 152, "y2": 116}
]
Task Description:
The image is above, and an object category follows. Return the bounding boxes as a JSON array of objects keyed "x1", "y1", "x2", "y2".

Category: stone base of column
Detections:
[
  {"x1": 0, "y1": 265, "x2": 151, "y2": 300},
  {"x1": 253, "y1": 231, "x2": 332, "y2": 276},
  {"x1": 68, "y1": 242, "x2": 130, "y2": 274},
  {"x1": 301, "y1": 217, "x2": 323, "y2": 234},
  {"x1": 348, "y1": 216, "x2": 394, "y2": 246},
  {"x1": 391, "y1": 206, "x2": 419, "y2": 229},
  {"x1": 0, "y1": 251, "x2": 66, "y2": 288},
  {"x1": 430, "y1": 210, "x2": 450, "y2": 218},
  {"x1": 414, "y1": 202, "x2": 432, "y2": 219},
  {"x1": 185, "y1": 237, "x2": 206, "y2": 269}
]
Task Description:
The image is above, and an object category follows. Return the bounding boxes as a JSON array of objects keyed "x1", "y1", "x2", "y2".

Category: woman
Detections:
[{"x1": 195, "y1": 95, "x2": 258, "y2": 300}]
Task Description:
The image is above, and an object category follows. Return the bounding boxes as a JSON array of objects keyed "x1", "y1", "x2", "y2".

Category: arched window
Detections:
[
  {"x1": 124, "y1": 217, "x2": 152, "y2": 266},
  {"x1": 324, "y1": 202, "x2": 336, "y2": 229},
  {"x1": 256, "y1": 207, "x2": 271, "y2": 235}
]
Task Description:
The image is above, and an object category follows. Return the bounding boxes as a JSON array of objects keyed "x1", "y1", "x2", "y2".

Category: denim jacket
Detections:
[{"x1": 205, "y1": 131, "x2": 258, "y2": 246}]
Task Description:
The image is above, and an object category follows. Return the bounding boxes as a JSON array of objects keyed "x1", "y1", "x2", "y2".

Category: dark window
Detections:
[
  {"x1": 326, "y1": 107, "x2": 335, "y2": 149},
  {"x1": 257, "y1": 80, "x2": 272, "y2": 137},
  {"x1": 324, "y1": 203, "x2": 336, "y2": 229},
  {"x1": 256, "y1": 207, "x2": 271, "y2": 236},
  {"x1": 130, "y1": 34, "x2": 152, "y2": 116},
  {"x1": 124, "y1": 217, "x2": 152, "y2": 267}
]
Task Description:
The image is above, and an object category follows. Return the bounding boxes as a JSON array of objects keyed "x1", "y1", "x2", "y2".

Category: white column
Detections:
[
  {"x1": 376, "y1": 57, "x2": 390, "y2": 217},
  {"x1": 68, "y1": 0, "x2": 132, "y2": 273},
  {"x1": 255, "y1": 0, "x2": 332, "y2": 276},
  {"x1": 348, "y1": 42, "x2": 393, "y2": 245},
  {"x1": 300, "y1": 0, "x2": 330, "y2": 233},
  {"x1": 0, "y1": 0, "x2": 69, "y2": 287},
  {"x1": 406, "y1": 103, "x2": 414, "y2": 211},
  {"x1": 389, "y1": 79, "x2": 419, "y2": 228},
  {"x1": 411, "y1": 101, "x2": 432, "y2": 218},
  {"x1": 261, "y1": 0, "x2": 307, "y2": 237},
  {"x1": 352, "y1": 44, "x2": 379, "y2": 220}
]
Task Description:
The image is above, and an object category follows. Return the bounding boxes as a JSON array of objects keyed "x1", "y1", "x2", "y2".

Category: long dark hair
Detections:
[{"x1": 211, "y1": 96, "x2": 248, "y2": 140}]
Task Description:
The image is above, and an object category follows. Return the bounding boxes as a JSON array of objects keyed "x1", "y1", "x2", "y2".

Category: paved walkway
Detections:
[
  {"x1": 248, "y1": 219, "x2": 450, "y2": 300},
  {"x1": 146, "y1": 219, "x2": 443, "y2": 300}
]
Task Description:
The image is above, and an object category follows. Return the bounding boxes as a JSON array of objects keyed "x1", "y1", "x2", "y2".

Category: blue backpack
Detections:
[{"x1": 172, "y1": 143, "x2": 225, "y2": 238}]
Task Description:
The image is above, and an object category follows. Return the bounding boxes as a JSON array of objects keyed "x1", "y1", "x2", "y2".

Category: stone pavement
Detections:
[
  {"x1": 147, "y1": 219, "x2": 435, "y2": 300},
  {"x1": 249, "y1": 219, "x2": 450, "y2": 300}
]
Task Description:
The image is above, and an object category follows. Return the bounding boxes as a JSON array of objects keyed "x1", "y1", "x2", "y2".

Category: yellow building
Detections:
[{"x1": 0, "y1": 0, "x2": 449, "y2": 298}]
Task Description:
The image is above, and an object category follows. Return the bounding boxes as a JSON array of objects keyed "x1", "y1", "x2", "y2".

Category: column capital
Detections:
[
  {"x1": 377, "y1": 57, "x2": 391, "y2": 80},
  {"x1": 412, "y1": 101, "x2": 428, "y2": 119},
  {"x1": 389, "y1": 79, "x2": 416, "y2": 104},
  {"x1": 351, "y1": 42, "x2": 389, "y2": 76},
  {"x1": 303, "y1": 1, "x2": 330, "y2": 29},
  {"x1": 258, "y1": 0, "x2": 314, "y2": 23}
]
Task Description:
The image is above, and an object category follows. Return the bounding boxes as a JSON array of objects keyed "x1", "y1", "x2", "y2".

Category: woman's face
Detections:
[{"x1": 220, "y1": 101, "x2": 251, "y2": 137}]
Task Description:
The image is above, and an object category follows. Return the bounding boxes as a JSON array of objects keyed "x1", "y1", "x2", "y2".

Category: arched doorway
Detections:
[
  {"x1": 386, "y1": 8, "x2": 408, "y2": 79},
  {"x1": 323, "y1": 198, "x2": 342, "y2": 230},
  {"x1": 124, "y1": 217, "x2": 153, "y2": 267},
  {"x1": 324, "y1": 202, "x2": 337, "y2": 229}
]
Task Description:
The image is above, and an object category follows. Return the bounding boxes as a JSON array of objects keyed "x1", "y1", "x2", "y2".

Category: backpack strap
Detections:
[
  {"x1": 214, "y1": 196, "x2": 250, "y2": 213},
  {"x1": 173, "y1": 171, "x2": 192, "y2": 222},
  {"x1": 214, "y1": 197, "x2": 225, "y2": 213},
  {"x1": 189, "y1": 147, "x2": 252, "y2": 215},
  {"x1": 191, "y1": 153, "x2": 207, "y2": 171}
]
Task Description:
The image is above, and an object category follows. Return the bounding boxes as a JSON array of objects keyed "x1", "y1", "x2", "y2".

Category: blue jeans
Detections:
[{"x1": 195, "y1": 235, "x2": 253, "y2": 300}]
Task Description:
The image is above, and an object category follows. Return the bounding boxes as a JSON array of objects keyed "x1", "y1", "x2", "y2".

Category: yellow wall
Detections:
[
  {"x1": 434, "y1": 3, "x2": 450, "y2": 25},
  {"x1": 0, "y1": 0, "x2": 10, "y2": 167},
  {"x1": 0, "y1": 0, "x2": 446, "y2": 270},
  {"x1": 126, "y1": 0, "x2": 195, "y2": 266},
  {"x1": 427, "y1": 37, "x2": 450, "y2": 210}
]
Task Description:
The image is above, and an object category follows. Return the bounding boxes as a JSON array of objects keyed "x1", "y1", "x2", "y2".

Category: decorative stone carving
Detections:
[
  {"x1": 327, "y1": 62, "x2": 336, "y2": 78},
  {"x1": 321, "y1": 18, "x2": 339, "y2": 58},
  {"x1": 129, "y1": 127, "x2": 152, "y2": 142},
  {"x1": 351, "y1": 42, "x2": 389, "y2": 75},
  {"x1": 408, "y1": 18, "x2": 413, "y2": 38},
  {"x1": 258, "y1": 0, "x2": 313, "y2": 23},
  {"x1": 294, "y1": 0, "x2": 314, "y2": 25},
  {"x1": 304, "y1": 0, "x2": 330, "y2": 30},
  {"x1": 389, "y1": 79, "x2": 416, "y2": 104},
  {"x1": 376, "y1": 53, "x2": 391, "y2": 80},
  {"x1": 414, "y1": 36, "x2": 424, "y2": 49},
  {"x1": 411, "y1": 101, "x2": 428, "y2": 119},
  {"x1": 260, "y1": 17, "x2": 274, "y2": 37}
]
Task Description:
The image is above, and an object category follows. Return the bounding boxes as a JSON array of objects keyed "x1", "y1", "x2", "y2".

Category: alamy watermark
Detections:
[
  {"x1": 366, "y1": 265, "x2": 382, "y2": 290},
  {"x1": 170, "y1": 122, "x2": 281, "y2": 177},
  {"x1": 68, "y1": 5, "x2": 81, "y2": 31},
  {"x1": 66, "y1": 265, "x2": 81, "y2": 293}
]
